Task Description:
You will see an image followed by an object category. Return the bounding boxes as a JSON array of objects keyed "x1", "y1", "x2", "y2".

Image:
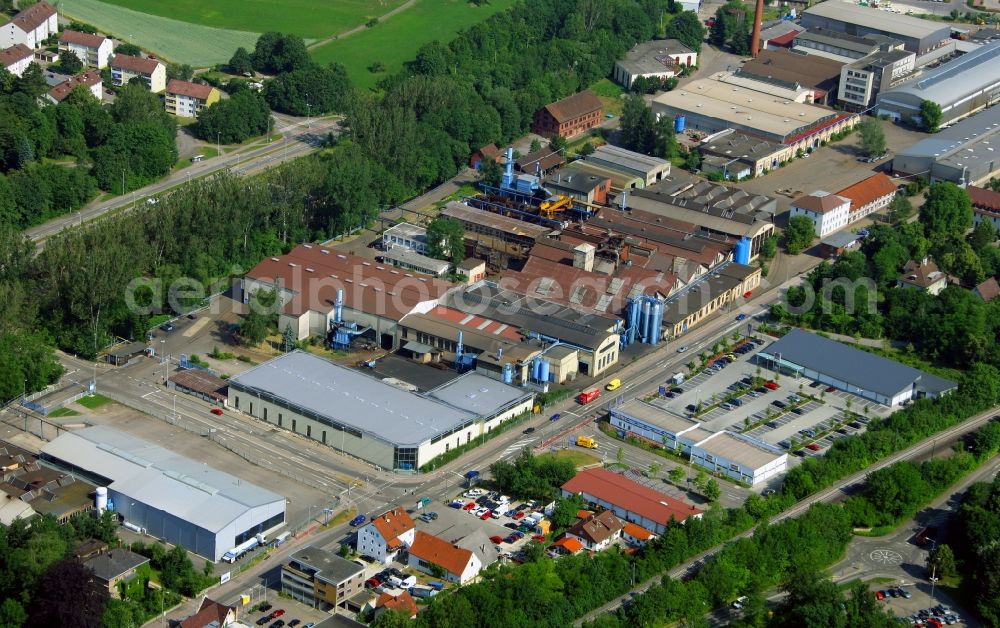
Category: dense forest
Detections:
[
  {"x1": 952, "y1": 474, "x2": 1000, "y2": 625},
  {"x1": 0, "y1": 70, "x2": 178, "y2": 229}
]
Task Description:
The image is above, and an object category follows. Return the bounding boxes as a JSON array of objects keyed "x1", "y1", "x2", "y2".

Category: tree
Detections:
[
  {"x1": 251, "y1": 32, "x2": 309, "y2": 73},
  {"x1": 193, "y1": 90, "x2": 272, "y2": 144},
  {"x1": 647, "y1": 462, "x2": 662, "y2": 479},
  {"x1": 969, "y1": 220, "x2": 997, "y2": 252},
  {"x1": 703, "y1": 479, "x2": 721, "y2": 501},
  {"x1": 166, "y1": 63, "x2": 194, "y2": 82},
  {"x1": 27, "y1": 560, "x2": 107, "y2": 628},
  {"x1": 0, "y1": 599, "x2": 27, "y2": 628},
  {"x1": 784, "y1": 215, "x2": 816, "y2": 254},
  {"x1": 240, "y1": 290, "x2": 277, "y2": 345},
  {"x1": 56, "y1": 50, "x2": 83, "y2": 75},
  {"x1": 114, "y1": 43, "x2": 142, "y2": 56},
  {"x1": 620, "y1": 93, "x2": 657, "y2": 155},
  {"x1": 684, "y1": 148, "x2": 701, "y2": 171},
  {"x1": 529, "y1": 138, "x2": 541, "y2": 153},
  {"x1": 228, "y1": 47, "x2": 254, "y2": 75},
  {"x1": 856, "y1": 117, "x2": 886, "y2": 158},
  {"x1": 478, "y1": 157, "x2": 503, "y2": 188},
  {"x1": 616, "y1": 446, "x2": 625, "y2": 466},
  {"x1": 550, "y1": 494, "x2": 585, "y2": 527},
  {"x1": 920, "y1": 100, "x2": 943, "y2": 133},
  {"x1": 579, "y1": 141, "x2": 595, "y2": 157},
  {"x1": 282, "y1": 323, "x2": 296, "y2": 352},
  {"x1": 263, "y1": 62, "x2": 351, "y2": 115},
  {"x1": 549, "y1": 134, "x2": 567, "y2": 154},
  {"x1": 426, "y1": 217, "x2": 465, "y2": 266},
  {"x1": 920, "y1": 182, "x2": 972, "y2": 240},
  {"x1": 927, "y1": 543, "x2": 957, "y2": 578},
  {"x1": 666, "y1": 11, "x2": 706, "y2": 52},
  {"x1": 888, "y1": 194, "x2": 913, "y2": 224},
  {"x1": 669, "y1": 466, "x2": 685, "y2": 484}
]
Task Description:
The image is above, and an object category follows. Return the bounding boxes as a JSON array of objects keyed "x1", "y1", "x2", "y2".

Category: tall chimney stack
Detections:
[{"x1": 750, "y1": 0, "x2": 764, "y2": 57}]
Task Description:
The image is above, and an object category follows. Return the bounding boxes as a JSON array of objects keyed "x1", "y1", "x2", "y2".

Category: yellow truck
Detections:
[
  {"x1": 605, "y1": 378, "x2": 622, "y2": 391},
  {"x1": 576, "y1": 435, "x2": 598, "y2": 449}
]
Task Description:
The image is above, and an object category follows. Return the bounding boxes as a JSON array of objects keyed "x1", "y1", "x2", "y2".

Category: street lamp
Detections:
[
  {"x1": 217, "y1": 132, "x2": 221, "y2": 159},
  {"x1": 929, "y1": 565, "x2": 939, "y2": 606}
]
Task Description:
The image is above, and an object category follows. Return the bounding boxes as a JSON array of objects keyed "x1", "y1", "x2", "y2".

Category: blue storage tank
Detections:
[
  {"x1": 539, "y1": 360, "x2": 550, "y2": 383},
  {"x1": 502, "y1": 363, "x2": 513, "y2": 385},
  {"x1": 735, "y1": 237, "x2": 751, "y2": 265},
  {"x1": 675, "y1": 115, "x2": 686, "y2": 133},
  {"x1": 626, "y1": 298, "x2": 640, "y2": 345},
  {"x1": 532, "y1": 357, "x2": 542, "y2": 381},
  {"x1": 640, "y1": 298, "x2": 652, "y2": 343}
]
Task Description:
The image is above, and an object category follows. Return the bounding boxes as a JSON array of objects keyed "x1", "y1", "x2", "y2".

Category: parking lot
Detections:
[
  {"x1": 242, "y1": 593, "x2": 332, "y2": 628},
  {"x1": 873, "y1": 585, "x2": 968, "y2": 627},
  {"x1": 650, "y1": 338, "x2": 892, "y2": 460}
]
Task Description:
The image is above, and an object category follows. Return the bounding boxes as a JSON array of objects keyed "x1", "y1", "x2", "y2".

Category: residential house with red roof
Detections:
[
  {"x1": 1, "y1": 1, "x2": 57, "y2": 49},
  {"x1": 532, "y1": 90, "x2": 603, "y2": 139},
  {"x1": 375, "y1": 590, "x2": 419, "y2": 619},
  {"x1": 0, "y1": 44, "x2": 33, "y2": 77},
  {"x1": 469, "y1": 143, "x2": 501, "y2": 170},
  {"x1": 835, "y1": 172, "x2": 897, "y2": 224},
  {"x1": 549, "y1": 536, "x2": 585, "y2": 556},
  {"x1": 565, "y1": 510, "x2": 625, "y2": 551},
  {"x1": 407, "y1": 530, "x2": 482, "y2": 584},
  {"x1": 622, "y1": 522, "x2": 658, "y2": 547},
  {"x1": 111, "y1": 54, "x2": 166, "y2": 92},
  {"x1": 970, "y1": 185, "x2": 1000, "y2": 232},
  {"x1": 897, "y1": 258, "x2": 948, "y2": 295},
  {"x1": 178, "y1": 597, "x2": 237, "y2": 628},
  {"x1": 789, "y1": 191, "x2": 851, "y2": 238},
  {"x1": 45, "y1": 70, "x2": 102, "y2": 104},
  {"x1": 561, "y1": 467, "x2": 703, "y2": 534},
  {"x1": 357, "y1": 507, "x2": 415, "y2": 564},
  {"x1": 59, "y1": 30, "x2": 112, "y2": 68},
  {"x1": 165, "y1": 80, "x2": 220, "y2": 117}
]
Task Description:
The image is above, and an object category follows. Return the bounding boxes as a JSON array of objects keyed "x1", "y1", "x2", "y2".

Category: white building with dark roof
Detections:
[
  {"x1": 688, "y1": 431, "x2": 787, "y2": 486},
  {"x1": 789, "y1": 191, "x2": 851, "y2": 237},
  {"x1": 59, "y1": 30, "x2": 113, "y2": 68},
  {"x1": 42, "y1": 426, "x2": 286, "y2": 561},
  {"x1": 0, "y1": 43, "x2": 33, "y2": 77},
  {"x1": 800, "y1": 1, "x2": 951, "y2": 54},
  {"x1": 612, "y1": 39, "x2": 697, "y2": 89}
]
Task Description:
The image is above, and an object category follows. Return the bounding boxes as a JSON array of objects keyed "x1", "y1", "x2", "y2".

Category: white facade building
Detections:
[
  {"x1": 0, "y1": 44, "x2": 33, "y2": 77},
  {"x1": 407, "y1": 531, "x2": 482, "y2": 584},
  {"x1": 356, "y1": 507, "x2": 415, "y2": 564},
  {"x1": 688, "y1": 431, "x2": 788, "y2": 486},
  {"x1": 58, "y1": 30, "x2": 113, "y2": 69},
  {"x1": 0, "y1": 1, "x2": 57, "y2": 49},
  {"x1": 789, "y1": 191, "x2": 851, "y2": 237}
]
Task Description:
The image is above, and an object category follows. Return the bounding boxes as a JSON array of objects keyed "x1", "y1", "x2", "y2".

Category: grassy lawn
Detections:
[
  {"x1": 48, "y1": 407, "x2": 82, "y2": 417},
  {"x1": 311, "y1": 0, "x2": 518, "y2": 90},
  {"x1": 86, "y1": 0, "x2": 405, "y2": 39},
  {"x1": 590, "y1": 78, "x2": 625, "y2": 118},
  {"x1": 537, "y1": 450, "x2": 601, "y2": 468},
  {"x1": 325, "y1": 508, "x2": 357, "y2": 529},
  {"x1": 175, "y1": 146, "x2": 219, "y2": 170},
  {"x1": 59, "y1": 0, "x2": 264, "y2": 66},
  {"x1": 76, "y1": 393, "x2": 114, "y2": 409}
]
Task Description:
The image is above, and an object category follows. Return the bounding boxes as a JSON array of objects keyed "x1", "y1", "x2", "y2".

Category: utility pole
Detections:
[{"x1": 217, "y1": 132, "x2": 221, "y2": 160}]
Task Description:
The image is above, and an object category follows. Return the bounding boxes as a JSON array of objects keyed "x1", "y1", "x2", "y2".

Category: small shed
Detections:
[
  {"x1": 106, "y1": 341, "x2": 150, "y2": 366},
  {"x1": 167, "y1": 370, "x2": 229, "y2": 404}
]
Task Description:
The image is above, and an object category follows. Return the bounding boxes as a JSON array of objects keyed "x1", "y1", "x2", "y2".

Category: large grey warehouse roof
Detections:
[
  {"x1": 42, "y1": 426, "x2": 283, "y2": 533},
  {"x1": 802, "y1": 2, "x2": 948, "y2": 39},
  {"x1": 228, "y1": 351, "x2": 477, "y2": 446},
  {"x1": 426, "y1": 372, "x2": 533, "y2": 416},
  {"x1": 894, "y1": 104, "x2": 1000, "y2": 159},
  {"x1": 878, "y1": 41, "x2": 1000, "y2": 109},
  {"x1": 758, "y1": 329, "x2": 933, "y2": 398}
]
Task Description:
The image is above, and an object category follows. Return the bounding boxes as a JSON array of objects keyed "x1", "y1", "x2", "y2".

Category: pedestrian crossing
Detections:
[{"x1": 500, "y1": 438, "x2": 536, "y2": 460}]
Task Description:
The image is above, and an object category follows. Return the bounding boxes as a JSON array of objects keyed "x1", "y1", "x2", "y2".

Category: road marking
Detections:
[{"x1": 182, "y1": 317, "x2": 210, "y2": 338}]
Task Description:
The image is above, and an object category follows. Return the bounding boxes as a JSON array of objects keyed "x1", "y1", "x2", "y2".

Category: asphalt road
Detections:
[{"x1": 25, "y1": 114, "x2": 341, "y2": 246}]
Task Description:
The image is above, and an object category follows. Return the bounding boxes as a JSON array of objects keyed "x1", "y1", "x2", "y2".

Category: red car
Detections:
[
  {"x1": 479, "y1": 512, "x2": 491, "y2": 520},
  {"x1": 532, "y1": 534, "x2": 545, "y2": 542},
  {"x1": 512, "y1": 511, "x2": 525, "y2": 520},
  {"x1": 489, "y1": 535, "x2": 503, "y2": 544},
  {"x1": 764, "y1": 381, "x2": 780, "y2": 390},
  {"x1": 874, "y1": 590, "x2": 885, "y2": 601},
  {"x1": 806, "y1": 443, "x2": 821, "y2": 451},
  {"x1": 271, "y1": 610, "x2": 286, "y2": 619},
  {"x1": 826, "y1": 386, "x2": 836, "y2": 393},
  {"x1": 365, "y1": 577, "x2": 381, "y2": 588},
  {"x1": 211, "y1": 407, "x2": 223, "y2": 416},
  {"x1": 463, "y1": 502, "x2": 476, "y2": 511}
]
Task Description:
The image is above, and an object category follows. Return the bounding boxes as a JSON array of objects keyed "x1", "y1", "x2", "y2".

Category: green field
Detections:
[
  {"x1": 59, "y1": 0, "x2": 264, "y2": 66},
  {"x1": 81, "y1": 0, "x2": 406, "y2": 40},
  {"x1": 76, "y1": 393, "x2": 113, "y2": 409},
  {"x1": 311, "y1": 0, "x2": 517, "y2": 89}
]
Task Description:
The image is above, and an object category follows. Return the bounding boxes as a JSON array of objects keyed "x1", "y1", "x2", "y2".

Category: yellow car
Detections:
[{"x1": 606, "y1": 378, "x2": 622, "y2": 391}]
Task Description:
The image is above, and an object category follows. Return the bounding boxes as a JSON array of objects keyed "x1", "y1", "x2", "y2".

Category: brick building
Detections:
[{"x1": 532, "y1": 90, "x2": 603, "y2": 139}]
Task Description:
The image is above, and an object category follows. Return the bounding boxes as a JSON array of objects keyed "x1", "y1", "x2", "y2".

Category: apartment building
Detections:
[{"x1": 110, "y1": 54, "x2": 166, "y2": 92}]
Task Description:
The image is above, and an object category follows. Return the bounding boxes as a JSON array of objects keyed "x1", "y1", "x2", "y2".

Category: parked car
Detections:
[
  {"x1": 806, "y1": 443, "x2": 821, "y2": 451},
  {"x1": 791, "y1": 408, "x2": 805, "y2": 415},
  {"x1": 513, "y1": 511, "x2": 525, "y2": 520},
  {"x1": 523, "y1": 427, "x2": 536, "y2": 434},
  {"x1": 875, "y1": 590, "x2": 886, "y2": 601},
  {"x1": 764, "y1": 381, "x2": 779, "y2": 390},
  {"x1": 257, "y1": 618, "x2": 271, "y2": 626},
  {"x1": 463, "y1": 502, "x2": 476, "y2": 511},
  {"x1": 826, "y1": 386, "x2": 836, "y2": 392},
  {"x1": 480, "y1": 511, "x2": 491, "y2": 520},
  {"x1": 772, "y1": 400, "x2": 787, "y2": 409},
  {"x1": 504, "y1": 522, "x2": 519, "y2": 530},
  {"x1": 160, "y1": 322, "x2": 175, "y2": 332},
  {"x1": 449, "y1": 500, "x2": 464, "y2": 509},
  {"x1": 490, "y1": 535, "x2": 503, "y2": 544},
  {"x1": 532, "y1": 534, "x2": 545, "y2": 542},
  {"x1": 259, "y1": 603, "x2": 273, "y2": 613},
  {"x1": 288, "y1": 621, "x2": 301, "y2": 627},
  {"x1": 270, "y1": 610, "x2": 285, "y2": 619},
  {"x1": 677, "y1": 346, "x2": 688, "y2": 353},
  {"x1": 732, "y1": 596, "x2": 749, "y2": 609}
]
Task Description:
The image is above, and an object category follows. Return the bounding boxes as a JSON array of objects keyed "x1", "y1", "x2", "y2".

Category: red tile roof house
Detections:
[
  {"x1": 974, "y1": 277, "x2": 1000, "y2": 303},
  {"x1": 45, "y1": 70, "x2": 102, "y2": 104},
  {"x1": 622, "y1": 522, "x2": 659, "y2": 547},
  {"x1": 178, "y1": 597, "x2": 237, "y2": 628},
  {"x1": 834, "y1": 172, "x2": 897, "y2": 224},
  {"x1": 969, "y1": 186, "x2": 1000, "y2": 232},
  {"x1": 470, "y1": 143, "x2": 501, "y2": 170},
  {"x1": 549, "y1": 536, "x2": 585, "y2": 556},
  {"x1": 0, "y1": 43, "x2": 34, "y2": 78},
  {"x1": 532, "y1": 90, "x2": 603, "y2": 139},
  {"x1": 0, "y1": 1, "x2": 58, "y2": 49},
  {"x1": 356, "y1": 507, "x2": 415, "y2": 564},
  {"x1": 375, "y1": 590, "x2": 419, "y2": 620},
  {"x1": 561, "y1": 467, "x2": 703, "y2": 534},
  {"x1": 564, "y1": 510, "x2": 625, "y2": 551},
  {"x1": 59, "y1": 30, "x2": 113, "y2": 69},
  {"x1": 406, "y1": 530, "x2": 482, "y2": 584}
]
